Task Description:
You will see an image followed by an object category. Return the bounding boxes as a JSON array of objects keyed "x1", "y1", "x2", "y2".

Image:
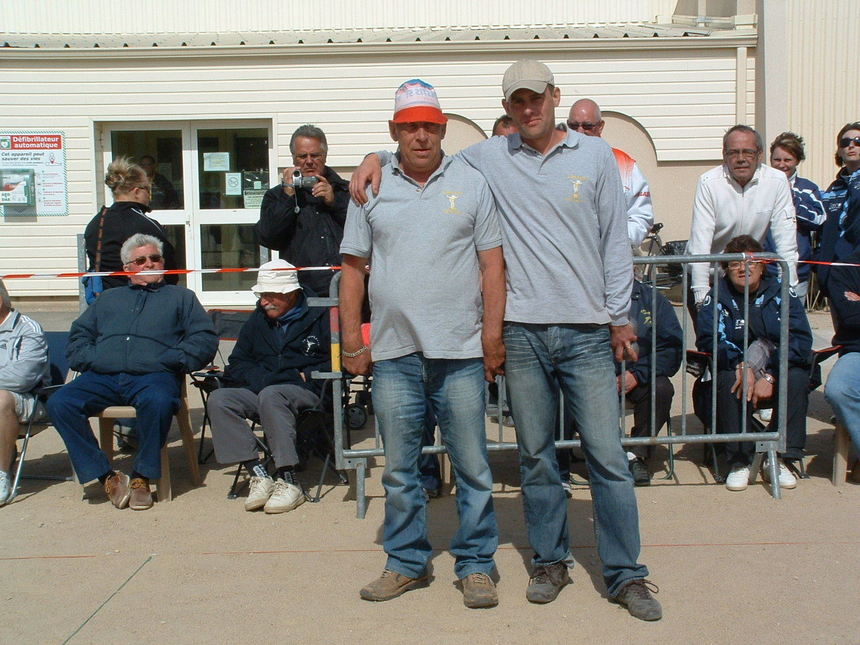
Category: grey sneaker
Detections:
[
  {"x1": 613, "y1": 579, "x2": 662, "y2": 621},
  {"x1": 526, "y1": 562, "x2": 571, "y2": 604},
  {"x1": 629, "y1": 458, "x2": 651, "y2": 486},
  {"x1": 460, "y1": 572, "x2": 498, "y2": 609},
  {"x1": 244, "y1": 476, "x2": 275, "y2": 511},
  {"x1": 360, "y1": 570, "x2": 428, "y2": 601}
]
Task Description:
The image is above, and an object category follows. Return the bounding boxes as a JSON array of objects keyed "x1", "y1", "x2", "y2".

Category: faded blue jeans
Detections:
[
  {"x1": 504, "y1": 323, "x2": 649, "y2": 597},
  {"x1": 372, "y1": 353, "x2": 498, "y2": 579},
  {"x1": 825, "y1": 351, "x2": 860, "y2": 456}
]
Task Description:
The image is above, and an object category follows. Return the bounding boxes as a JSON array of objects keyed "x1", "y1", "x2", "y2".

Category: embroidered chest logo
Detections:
[
  {"x1": 443, "y1": 191, "x2": 462, "y2": 214},
  {"x1": 302, "y1": 335, "x2": 321, "y2": 356},
  {"x1": 567, "y1": 175, "x2": 587, "y2": 202},
  {"x1": 639, "y1": 308, "x2": 652, "y2": 326}
]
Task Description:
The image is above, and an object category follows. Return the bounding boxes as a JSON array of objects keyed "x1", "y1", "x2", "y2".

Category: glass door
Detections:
[{"x1": 101, "y1": 120, "x2": 273, "y2": 306}]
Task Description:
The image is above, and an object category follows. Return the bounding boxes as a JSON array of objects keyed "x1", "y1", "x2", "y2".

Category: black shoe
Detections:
[
  {"x1": 526, "y1": 562, "x2": 571, "y2": 604},
  {"x1": 422, "y1": 487, "x2": 441, "y2": 500},
  {"x1": 629, "y1": 458, "x2": 651, "y2": 486},
  {"x1": 612, "y1": 579, "x2": 662, "y2": 621}
]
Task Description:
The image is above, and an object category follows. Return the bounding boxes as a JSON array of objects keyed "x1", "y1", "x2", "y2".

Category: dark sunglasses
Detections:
[
  {"x1": 839, "y1": 136, "x2": 860, "y2": 148},
  {"x1": 127, "y1": 254, "x2": 163, "y2": 266},
  {"x1": 567, "y1": 121, "x2": 600, "y2": 131}
]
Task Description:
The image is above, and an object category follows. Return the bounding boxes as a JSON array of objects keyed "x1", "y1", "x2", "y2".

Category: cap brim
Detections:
[
  {"x1": 392, "y1": 106, "x2": 448, "y2": 124},
  {"x1": 251, "y1": 283, "x2": 301, "y2": 297},
  {"x1": 503, "y1": 80, "x2": 549, "y2": 102}
]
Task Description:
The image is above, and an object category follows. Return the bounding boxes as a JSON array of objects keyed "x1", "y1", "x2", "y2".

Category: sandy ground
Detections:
[{"x1": 3, "y1": 309, "x2": 859, "y2": 644}]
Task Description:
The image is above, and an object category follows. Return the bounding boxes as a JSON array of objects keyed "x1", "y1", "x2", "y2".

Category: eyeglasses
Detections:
[
  {"x1": 839, "y1": 136, "x2": 860, "y2": 148},
  {"x1": 726, "y1": 260, "x2": 763, "y2": 270},
  {"x1": 294, "y1": 153, "x2": 324, "y2": 161},
  {"x1": 126, "y1": 254, "x2": 163, "y2": 266},
  {"x1": 725, "y1": 149, "x2": 759, "y2": 159},
  {"x1": 566, "y1": 121, "x2": 600, "y2": 131}
]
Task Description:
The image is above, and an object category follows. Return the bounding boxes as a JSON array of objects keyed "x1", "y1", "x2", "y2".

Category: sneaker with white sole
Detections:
[
  {"x1": 725, "y1": 465, "x2": 750, "y2": 491},
  {"x1": 0, "y1": 470, "x2": 10, "y2": 506},
  {"x1": 244, "y1": 476, "x2": 275, "y2": 511},
  {"x1": 264, "y1": 478, "x2": 305, "y2": 514},
  {"x1": 762, "y1": 460, "x2": 797, "y2": 489}
]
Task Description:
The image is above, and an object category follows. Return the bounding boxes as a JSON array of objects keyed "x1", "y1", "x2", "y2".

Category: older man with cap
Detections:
[
  {"x1": 350, "y1": 61, "x2": 661, "y2": 620},
  {"x1": 567, "y1": 98, "x2": 654, "y2": 246},
  {"x1": 340, "y1": 79, "x2": 505, "y2": 608},
  {"x1": 207, "y1": 259, "x2": 330, "y2": 514}
]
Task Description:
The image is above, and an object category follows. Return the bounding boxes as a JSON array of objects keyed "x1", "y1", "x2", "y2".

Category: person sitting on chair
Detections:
[
  {"x1": 696, "y1": 235, "x2": 812, "y2": 492},
  {"x1": 48, "y1": 234, "x2": 217, "y2": 511},
  {"x1": 0, "y1": 278, "x2": 49, "y2": 505},
  {"x1": 207, "y1": 259, "x2": 331, "y2": 514}
]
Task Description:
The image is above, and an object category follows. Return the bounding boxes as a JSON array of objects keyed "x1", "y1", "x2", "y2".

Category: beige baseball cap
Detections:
[{"x1": 502, "y1": 60, "x2": 555, "y2": 101}]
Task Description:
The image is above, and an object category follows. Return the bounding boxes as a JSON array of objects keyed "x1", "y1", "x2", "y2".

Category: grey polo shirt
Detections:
[
  {"x1": 340, "y1": 154, "x2": 502, "y2": 362},
  {"x1": 376, "y1": 128, "x2": 631, "y2": 326}
]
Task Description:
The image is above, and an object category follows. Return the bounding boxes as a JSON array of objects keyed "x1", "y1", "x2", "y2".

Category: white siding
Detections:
[
  {"x1": 786, "y1": 0, "x2": 859, "y2": 190},
  {"x1": 3, "y1": 0, "x2": 677, "y2": 34},
  {"x1": 0, "y1": 45, "x2": 750, "y2": 297}
]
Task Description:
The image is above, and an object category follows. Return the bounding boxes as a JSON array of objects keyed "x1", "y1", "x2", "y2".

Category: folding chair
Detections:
[
  {"x1": 190, "y1": 308, "x2": 254, "y2": 463},
  {"x1": 8, "y1": 331, "x2": 74, "y2": 504}
]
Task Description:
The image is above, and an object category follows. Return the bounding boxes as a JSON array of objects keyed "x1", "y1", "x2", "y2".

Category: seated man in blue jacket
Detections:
[
  {"x1": 207, "y1": 259, "x2": 331, "y2": 514},
  {"x1": 697, "y1": 235, "x2": 812, "y2": 492},
  {"x1": 49, "y1": 234, "x2": 217, "y2": 510}
]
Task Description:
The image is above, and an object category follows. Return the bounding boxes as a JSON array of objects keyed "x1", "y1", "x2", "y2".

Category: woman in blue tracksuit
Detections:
[
  {"x1": 765, "y1": 132, "x2": 825, "y2": 300},
  {"x1": 817, "y1": 121, "x2": 860, "y2": 297},
  {"x1": 697, "y1": 235, "x2": 812, "y2": 492}
]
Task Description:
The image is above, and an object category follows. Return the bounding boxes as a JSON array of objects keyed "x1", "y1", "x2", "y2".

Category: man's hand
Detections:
[
  {"x1": 311, "y1": 175, "x2": 335, "y2": 206},
  {"x1": 482, "y1": 335, "x2": 505, "y2": 383},
  {"x1": 845, "y1": 290, "x2": 860, "y2": 302},
  {"x1": 730, "y1": 363, "x2": 775, "y2": 405},
  {"x1": 281, "y1": 166, "x2": 298, "y2": 197},
  {"x1": 610, "y1": 324, "x2": 638, "y2": 363},
  {"x1": 342, "y1": 350, "x2": 372, "y2": 377},
  {"x1": 349, "y1": 154, "x2": 382, "y2": 205},
  {"x1": 617, "y1": 370, "x2": 638, "y2": 394},
  {"x1": 750, "y1": 377, "x2": 774, "y2": 407}
]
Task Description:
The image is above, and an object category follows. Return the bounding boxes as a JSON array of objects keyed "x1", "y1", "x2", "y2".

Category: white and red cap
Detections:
[{"x1": 392, "y1": 79, "x2": 447, "y2": 124}]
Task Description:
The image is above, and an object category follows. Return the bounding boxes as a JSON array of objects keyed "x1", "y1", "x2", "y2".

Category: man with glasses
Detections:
[
  {"x1": 687, "y1": 125, "x2": 798, "y2": 313},
  {"x1": 48, "y1": 234, "x2": 217, "y2": 511},
  {"x1": 257, "y1": 124, "x2": 350, "y2": 297},
  {"x1": 567, "y1": 98, "x2": 654, "y2": 246}
]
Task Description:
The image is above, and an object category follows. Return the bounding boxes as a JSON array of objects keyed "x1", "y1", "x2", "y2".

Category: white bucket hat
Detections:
[{"x1": 251, "y1": 259, "x2": 301, "y2": 298}]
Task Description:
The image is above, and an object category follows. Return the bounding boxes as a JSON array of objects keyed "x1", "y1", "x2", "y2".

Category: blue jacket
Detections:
[
  {"x1": 222, "y1": 289, "x2": 331, "y2": 395},
  {"x1": 826, "y1": 250, "x2": 860, "y2": 356},
  {"x1": 817, "y1": 167, "x2": 860, "y2": 296},
  {"x1": 764, "y1": 174, "x2": 825, "y2": 282},
  {"x1": 67, "y1": 282, "x2": 217, "y2": 375},
  {"x1": 622, "y1": 281, "x2": 683, "y2": 383},
  {"x1": 696, "y1": 275, "x2": 812, "y2": 373}
]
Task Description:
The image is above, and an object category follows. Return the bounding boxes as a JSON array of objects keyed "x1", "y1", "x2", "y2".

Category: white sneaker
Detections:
[
  {"x1": 264, "y1": 478, "x2": 305, "y2": 514},
  {"x1": 244, "y1": 476, "x2": 275, "y2": 511},
  {"x1": 725, "y1": 465, "x2": 750, "y2": 491},
  {"x1": 762, "y1": 460, "x2": 797, "y2": 489},
  {"x1": 0, "y1": 470, "x2": 10, "y2": 506}
]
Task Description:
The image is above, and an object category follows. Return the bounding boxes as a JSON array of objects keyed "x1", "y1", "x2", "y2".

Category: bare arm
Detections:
[
  {"x1": 478, "y1": 246, "x2": 506, "y2": 382},
  {"x1": 339, "y1": 254, "x2": 372, "y2": 375},
  {"x1": 348, "y1": 154, "x2": 383, "y2": 205}
]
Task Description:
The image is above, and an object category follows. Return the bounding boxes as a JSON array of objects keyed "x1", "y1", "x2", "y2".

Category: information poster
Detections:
[{"x1": 0, "y1": 132, "x2": 67, "y2": 216}]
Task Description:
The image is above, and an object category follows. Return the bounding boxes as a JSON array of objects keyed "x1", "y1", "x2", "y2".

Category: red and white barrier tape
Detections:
[{"x1": 0, "y1": 265, "x2": 341, "y2": 281}]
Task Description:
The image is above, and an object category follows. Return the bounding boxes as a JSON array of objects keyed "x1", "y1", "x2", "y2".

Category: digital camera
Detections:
[{"x1": 289, "y1": 169, "x2": 319, "y2": 189}]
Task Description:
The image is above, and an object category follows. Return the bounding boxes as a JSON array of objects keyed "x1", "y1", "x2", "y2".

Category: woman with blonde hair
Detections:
[{"x1": 83, "y1": 156, "x2": 176, "y2": 299}]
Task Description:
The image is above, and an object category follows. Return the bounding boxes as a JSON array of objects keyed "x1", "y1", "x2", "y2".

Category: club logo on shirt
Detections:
[
  {"x1": 443, "y1": 191, "x2": 462, "y2": 214},
  {"x1": 567, "y1": 175, "x2": 587, "y2": 202},
  {"x1": 302, "y1": 335, "x2": 321, "y2": 356}
]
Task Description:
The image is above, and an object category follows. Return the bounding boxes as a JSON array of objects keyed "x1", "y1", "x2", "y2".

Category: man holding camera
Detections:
[{"x1": 257, "y1": 124, "x2": 350, "y2": 296}]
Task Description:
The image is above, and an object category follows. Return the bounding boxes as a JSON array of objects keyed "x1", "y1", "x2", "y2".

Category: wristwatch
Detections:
[{"x1": 761, "y1": 373, "x2": 775, "y2": 384}]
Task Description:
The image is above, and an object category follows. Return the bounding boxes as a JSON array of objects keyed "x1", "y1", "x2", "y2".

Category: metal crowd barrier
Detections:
[{"x1": 320, "y1": 253, "x2": 793, "y2": 518}]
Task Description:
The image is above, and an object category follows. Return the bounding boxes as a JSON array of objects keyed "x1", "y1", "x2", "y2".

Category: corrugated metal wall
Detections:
[
  {"x1": 2, "y1": 0, "x2": 677, "y2": 33},
  {"x1": 786, "y1": 0, "x2": 859, "y2": 189}
]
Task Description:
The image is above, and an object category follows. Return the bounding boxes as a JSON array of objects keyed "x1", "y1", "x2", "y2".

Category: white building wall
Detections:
[{"x1": 2, "y1": 0, "x2": 678, "y2": 34}]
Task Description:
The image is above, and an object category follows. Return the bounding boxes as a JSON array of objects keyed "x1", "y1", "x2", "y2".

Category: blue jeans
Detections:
[
  {"x1": 825, "y1": 352, "x2": 860, "y2": 455},
  {"x1": 48, "y1": 371, "x2": 180, "y2": 483},
  {"x1": 372, "y1": 354, "x2": 498, "y2": 579},
  {"x1": 504, "y1": 323, "x2": 649, "y2": 597}
]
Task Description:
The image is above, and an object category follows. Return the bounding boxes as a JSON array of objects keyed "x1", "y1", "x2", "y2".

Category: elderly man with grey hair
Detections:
[
  {"x1": 257, "y1": 124, "x2": 350, "y2": 296},
  {"x1": 0, "y1": 278, "x2": 49, "y2": 505},
  {"x1": 48, "y1": 233, "x2": 217, "y2": 511}
]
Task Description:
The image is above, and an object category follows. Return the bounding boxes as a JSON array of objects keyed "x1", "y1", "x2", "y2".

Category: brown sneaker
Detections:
[
  {"x1": 460, "y1": 572, "x2": 498, "y2": 608},
  {"x1": 128, "y1": 477, "x2": 153, "y2": 510},
  {"x1": 359, "y1": 570, "x2": 428, "y2": 601},
  {"x1": 104, "y1": 472, "x2": 130, "y2": 509}
]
